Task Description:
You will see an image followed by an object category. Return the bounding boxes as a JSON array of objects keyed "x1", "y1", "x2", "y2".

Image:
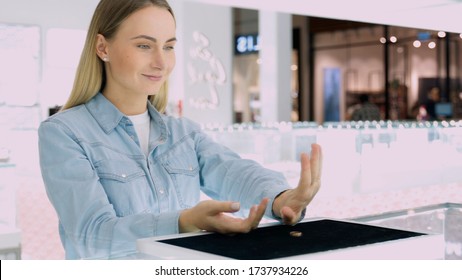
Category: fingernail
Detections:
[{"x1": 231, "y1": 202, "x2": 240, "y2": 211}]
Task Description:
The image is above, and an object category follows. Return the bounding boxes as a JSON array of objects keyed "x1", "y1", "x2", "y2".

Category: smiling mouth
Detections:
[{"x1": 142, "y1": 74, "x2": 162, "y2": 81}]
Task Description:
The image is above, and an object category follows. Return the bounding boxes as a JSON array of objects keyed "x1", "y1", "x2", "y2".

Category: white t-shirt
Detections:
[{"x1": 127, "y1": 111, "x2": 150, "y2": 157}]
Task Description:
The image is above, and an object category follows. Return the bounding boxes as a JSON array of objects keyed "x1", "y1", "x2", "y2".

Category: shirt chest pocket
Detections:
[
  {"x1": 163, "y1": 150, "x2": 200, "y2": 176},
  {"x1": 161, "y1": 148, "x2": 201, "y2": 208},
  {"x1": 94, "y1": 160, "x2": 150, "y2": 216}
]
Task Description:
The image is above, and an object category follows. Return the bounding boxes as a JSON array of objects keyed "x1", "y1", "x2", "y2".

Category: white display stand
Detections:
[
  {"x1": 0, "y1": 162, "x2": 17, "y2": 229},
  {"x1": 0, "y1": 226, "x2": 21, "y2": 260},
  {"x1": 137, "y1": 218, "x2": 444, "y2": 260},
  {"x1": 0, "y1": 162, "x2": 21, "y2": 259}
]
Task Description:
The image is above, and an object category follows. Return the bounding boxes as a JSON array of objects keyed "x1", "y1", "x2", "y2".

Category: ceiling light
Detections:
[
  {"x1": 390, "y1": 36, "x2": 397, "y2": 43},
  {"x1": 413, "y1": 40, "x2": 421, "y2": 48},
  {"x1": 438, "y1": 31, "x2": 446, "y2": 38},
  {"x1": 379, "y1": 37, "x2": 387, "y2": 44},
  {"x1": 428, "y1": 41, "x2": 436, "y2": 49}
]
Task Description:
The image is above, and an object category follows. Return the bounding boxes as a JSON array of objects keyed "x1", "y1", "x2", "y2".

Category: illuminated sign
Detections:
[
  {"x1": 235, "y1": 34, "x2": 260, "y2": 55},
  {"x1": 417, "y1": 32, "x2": 431, "y2": 41}
]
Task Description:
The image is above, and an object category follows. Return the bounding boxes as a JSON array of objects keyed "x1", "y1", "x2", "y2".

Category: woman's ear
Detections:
[{"x1": 96, "y1": 34, "x2": 109, "y2": 62}]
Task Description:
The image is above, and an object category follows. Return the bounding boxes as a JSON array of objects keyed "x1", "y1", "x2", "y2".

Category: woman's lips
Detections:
[{"x1": 143, "y1": 74, "x2": 162, "y2": 81}]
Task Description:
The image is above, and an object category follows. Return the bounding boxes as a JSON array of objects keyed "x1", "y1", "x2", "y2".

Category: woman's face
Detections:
[{"x1": 98, "y1": 6, "x2": 176, "y2": 100}]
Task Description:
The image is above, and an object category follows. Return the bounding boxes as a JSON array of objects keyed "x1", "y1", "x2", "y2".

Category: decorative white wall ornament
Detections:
[{"x1": 187, "y1": 31, "x2": 227, "y2": 110}]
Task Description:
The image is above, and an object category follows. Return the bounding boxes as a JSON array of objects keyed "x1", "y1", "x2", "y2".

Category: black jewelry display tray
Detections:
[{"x1": 156, "y1": 219, "x2": 425, "y2": 260}]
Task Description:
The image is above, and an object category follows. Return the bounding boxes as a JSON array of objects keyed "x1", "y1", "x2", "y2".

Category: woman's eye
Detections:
[
  {"x1": 138, "y1": 44, "x2": 150, "y2": 49},
  {"x1": 164, "y1": 46, "x2": 175, "y2": 51}
]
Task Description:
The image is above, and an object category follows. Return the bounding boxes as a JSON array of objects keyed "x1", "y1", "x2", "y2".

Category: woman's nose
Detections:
[{"x1": 151, "y1": 49, "x2": 166, "y2": 70}]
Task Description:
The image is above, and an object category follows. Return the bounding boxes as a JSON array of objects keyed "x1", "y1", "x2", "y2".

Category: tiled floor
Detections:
[
  {"x1": 5, "y1": 130, "x2": 462, "y2": 259},
  {"x1": 11, "y1": 130, "x2": 64, "y2": 259},
  {"x1": 17, "y1": 176, "x2": 64, "y2": 259}
]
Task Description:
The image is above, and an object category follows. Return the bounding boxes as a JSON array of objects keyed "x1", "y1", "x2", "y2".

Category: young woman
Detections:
[{"x1": 38, "y1": 0, "x2": 322, "y2": 259}]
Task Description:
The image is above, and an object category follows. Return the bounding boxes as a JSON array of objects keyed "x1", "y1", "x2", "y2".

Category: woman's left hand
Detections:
[{"x1": 272, "y1": 143, "x2": 323, "y2": 225}]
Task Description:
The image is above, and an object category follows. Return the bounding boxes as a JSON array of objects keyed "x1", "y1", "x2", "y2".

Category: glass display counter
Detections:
[
  {"x1": 0, "y1": 226, "x2": 21, "y2": 260},
  {"x1": 352, "y1": 203, "x2": 462, "y2": 260},
  {"x1": 0, "y1": 161, "x2": 16, "y2": 229},
  {"x1": 0, "y1": 161, "x2": 21, "y2": 260},
  {"x1": 204, "y1": 120, "x2": 462, "y2": 198}
]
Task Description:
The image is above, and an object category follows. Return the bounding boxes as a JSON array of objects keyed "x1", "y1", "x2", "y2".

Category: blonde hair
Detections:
[{"x1": 62, "y1": 0, "x2": 175, "y2": 113}]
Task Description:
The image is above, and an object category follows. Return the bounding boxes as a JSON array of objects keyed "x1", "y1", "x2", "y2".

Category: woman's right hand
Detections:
[{"x1": 179, "y1": 198, "x2": 269, "y2": 234}]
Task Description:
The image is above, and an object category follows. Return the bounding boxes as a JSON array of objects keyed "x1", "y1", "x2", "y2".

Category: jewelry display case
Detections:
[{"x1": 352, "y1": 203, "x2": 462, "y2": 259}]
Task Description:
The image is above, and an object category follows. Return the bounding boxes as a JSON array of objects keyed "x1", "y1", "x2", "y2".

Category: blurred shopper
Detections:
[
  {"x1": 351, "y1": 94, "x2": 381, "y2": 121},
  {"x1": 424, "y1": 87, "x2": 440, "y2": 120},
  {"x1": 38, "y1": 0, "x2": 323, "y2": 259}
]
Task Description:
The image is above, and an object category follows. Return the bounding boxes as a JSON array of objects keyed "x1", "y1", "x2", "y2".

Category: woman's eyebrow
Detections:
[{"x1": 130, "y1": 34, "x2": 177, "y2": 43}]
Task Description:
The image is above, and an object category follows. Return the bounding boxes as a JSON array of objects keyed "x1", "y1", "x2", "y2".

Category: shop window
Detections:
[
  {"x1": 42, "y1": 28, "x2": 87, "y2": 112},
  {"x1": 0, "y1": 23, "x2": 40, "y2": 130},
  {"x1": 0, "y1": 24, "x2": 40, "y2": 106}
]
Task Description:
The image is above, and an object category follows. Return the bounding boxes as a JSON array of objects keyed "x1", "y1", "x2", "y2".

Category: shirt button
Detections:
[
  {"x1": 189, "y1": 166, "x2": 193, "y2": 171},
  {"x1": 159, "y1": 189, "x2": 165, "y2": 194},
  {"x1": 121, "y1": 174, "x2": 127, "y2": 178}
]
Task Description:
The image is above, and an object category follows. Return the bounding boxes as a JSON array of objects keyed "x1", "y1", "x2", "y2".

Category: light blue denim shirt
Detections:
[{"x1": 38, "y1": 93, "x2": 290, "y2": 259}]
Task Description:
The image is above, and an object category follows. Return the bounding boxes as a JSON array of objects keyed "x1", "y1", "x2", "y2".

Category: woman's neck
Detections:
[{"x1": 102, "y1": 89, "x2": 148, "y2": 116}]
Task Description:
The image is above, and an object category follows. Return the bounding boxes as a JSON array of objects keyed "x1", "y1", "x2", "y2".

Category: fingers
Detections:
[
  {"x1": 192, "y1": 199, "x2": 269, "y2": 234},
  {"x1": 279, "y1": 206, "x2": 299, "y2": 225},
  {"x1": 246, "y1": 198, "x2": 269, "y2": 230},
  {"x1": 296, "y1": 144, "x2": 322, "y2": 196},
  {"x1": 296, "y1": 152, "x2": 311, "y2": 193},
  {"x1": 203, "y1": 200, "x2": 241, "y2": 216},
  {"x1": 224, "y1": 198, "x2": 269, "y2": 233},
  {"x1": 310, "y1": 143, "x2": 323, "y2": 183},
  {"x1": 232, "y1": 198, "x2": 269, "y2": 232}
]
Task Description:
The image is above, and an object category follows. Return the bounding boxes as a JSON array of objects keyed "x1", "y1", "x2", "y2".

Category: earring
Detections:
[{"x1": 103, "y1": 57, "x2": 109, "y2": 62}]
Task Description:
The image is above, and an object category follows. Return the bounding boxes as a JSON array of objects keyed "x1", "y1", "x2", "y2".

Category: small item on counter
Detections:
[{"x1": 290, "y1": 231, "x2": 303, "y2": 237}]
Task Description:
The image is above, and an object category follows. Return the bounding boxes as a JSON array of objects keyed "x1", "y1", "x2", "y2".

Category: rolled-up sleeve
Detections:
[{"x1": 190, "y1": 125, "x2": 290, "y2": 220}]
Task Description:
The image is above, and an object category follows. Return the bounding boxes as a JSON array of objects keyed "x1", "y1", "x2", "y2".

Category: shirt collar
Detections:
[
  {"x1": 146, "y1": 98, "x2": 171, "y2": 138},
  {"x1": 85, "y1": 93, "x2": 170, "y2": 136}
]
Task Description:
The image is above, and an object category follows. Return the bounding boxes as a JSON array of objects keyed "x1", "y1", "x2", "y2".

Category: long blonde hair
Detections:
[{"x1": 62, "y1": 0, "x2": 175, "y2": 113}]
